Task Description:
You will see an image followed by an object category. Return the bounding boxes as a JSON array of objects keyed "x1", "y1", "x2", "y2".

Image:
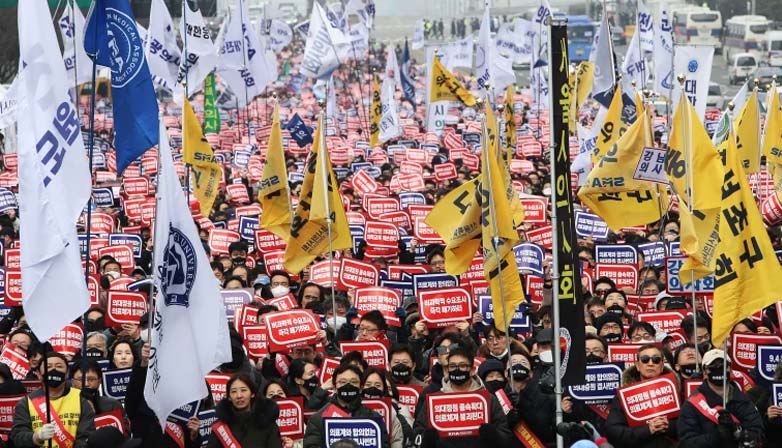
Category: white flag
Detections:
[
  {"x1": 17, "y1": 0, "x2": 91, "y2": 342},
  {"x1": 347, "y1": 22, "x2": 370, "y2": 60},
  {"x1": 592, "y1": 11, "x2": 615, "y2": 99},
  {"x1": 672, "y1": 45, "x2": 714, "y2": 120},
  {"x1": 531, "y1": 32, "x2": 549, "y2": 109},
  {"x1": 268, "y1": 19, "x2": 293, "y2": 51},
  {"x1": 448, "y1": 35, "x2": 474, "y2": 69},
  {"x1": 217, "y1": 2, "x2": 278, "y2": 107},
  {"x1": 385, "y1": 47, "x2": 401, "y2": 90},
  {"x1": 476, "y1": 7, "x2": 515, "y2": 92},
  {"x1": 512, "y1": 18, "x2": 534, "y2": 64},
  {"x1": 0, "y1": 76, "x2": 23, "y2": 129},
  {"x1": 653, "y1": 2, "x2": 674, "y2": 98},
  {"x1": 300, "y1": 2, "x2": 348, "y2": 79},
  {"x1": 177, "y1": 2, "x2": 218, "y2": 97},
  {"x1": 412, "y1": 19, "x2": 424, "y2": 50},
  {"x1": 621, "y1": 28, "x2": 646, "y2": 94},
  {"x1": 145, "y1": 120, "x2": 231, "y2": 427},
  {"x1": 145, "y1": 0, "x2": 183, "y2": 95},
  {"x1": 379, "y1": 78, "x2": 400, "y2": 143},
  {"x1": 58, "y1": 3, "x2": 93, "y2": 86},
  {"x1": 638, "y1": 0, "x2": 655, "y2": 54}
]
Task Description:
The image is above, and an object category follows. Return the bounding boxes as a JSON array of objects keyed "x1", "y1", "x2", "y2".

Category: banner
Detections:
[
  {"x1": 756, "y1": 345, "x2": 782, "y2": 381},
  {"x1": 427, "y1": 391, "x2": 490, "y2": 437},
  {"x1": 574, "y1": 211, "x2": 610, "y2": 240},
  {"x1": 323, "y1": 418, "x2": 382, "y2": 447},
  {"x1": 262, "y1": 310, "x2": 320, "y2": 353},
  {"x1": 353, "y1": 287, "x2": 402, "y2": 327},
  {"x1": 672, "y1": 46, "x2": 714, "y2": 120},
  {"x1": 418, "y1": 288, "x2": 472, "y2": 327},
  {"x1": 617, "y1": 373, "x2": 681, "y2": 426},
  {"x1": 0, "y1": 342, "x2": 30, "y2": 380},
  {"x1": 731, "y1": 333, "x2": 782, "y2": 372},
  {"x1": 513, "y1": 243, "x2": 544, "y2": 275},
  {"x1": 339, "y1": 342, "x2": 388, "y2": 369},
  {"x1": 106, "y1": 291, "x2": 147, "y2": 327},
  {"x1": 595, "y1": 245, "x2": 638, "y2": 265},
  {"x1": 275, "y1": 397, "x2": 305, "y2": 440},
  {"x1": 0, "y1": 395, "x2": 25, "y2": 432},
  {"x1": 477, "y1": 295, "x2": 530, "y2": 331},
  {"x1": 102, "y1": 368, "x2": 133, "y2": 401}
]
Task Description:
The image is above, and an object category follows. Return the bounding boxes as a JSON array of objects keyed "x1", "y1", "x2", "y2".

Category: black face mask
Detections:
[
  {"x1": 511, "y1": 364, "x2": 530, "y2": 381},
  {"x1": 707, "y1": 364, "x2": 727, "y2": 385},
  {"x1": 448, "y1": 369, "x2": 470, "y2": 385},
  {"x1": 603, "y1": 332, "x2": 622, "y2": 343},
  {"x1": 362, "y1": 386, "x2": 384, "y2": 399},
  {"x1": 607, "y1": 305, "x2": 624, "y2": 315},
  {"x1": 86, "y1": 317, "x2": 105, "y2": 332},
  {"x1": 586, "y1": 354, "x2": 604, "y2": 365},
  {"x1": 232, "y1": 257, "x2": 246, "y2": 267},
  {"x1": 45, "y1": 371, "x2": 66, "y2": 388},
  {"x1": 698, "y1": 341, "x2": 713, "y2": 353},
  {"x1": 679, "y1": 364, "x2": 697, "y2": 378},
  {"x1": 337, "y1": 383, "x2": 360, "y2": 403},
  {"x1": 485, "y1": 380, "x2": 506, "y2": 393},
  {"x1": 531, "y1": 355, "x2": 541, "y2": 368},
  {"x1": 85, "y1": 348, "x2": 104, "y2": 360},
  {"x1": 304, "y1": 377, "x2": 319, "y2": 393},
  {"x1": 391, "y1": 364, "x2": 412, "y2": 382},
  {"x1": 80, "y1": 387, "x2": 99, "y2": 402}
]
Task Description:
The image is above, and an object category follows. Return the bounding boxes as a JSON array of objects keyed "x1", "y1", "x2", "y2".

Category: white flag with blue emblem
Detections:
[
  {"x1": 58, "y1": 3, "x2": 94, "y2": 86},
  {"x1": 145, "y1": 0, "x2": 183, "y2": 95},
  {"x1": 672, "y1": 45, "x2": 714, "y2": 120},
  {"x1": 476, "y1": 7, "x2": 516, "y2": 92},
  {"x1": 621, "y1": 28, "x2": 646, "y2": 94},
  {"x1": 591, "y1": 11, "x2": 615, "y2": 106},
  {"x1": 300, "y1": 2, "x2": 348, "y2": 79},
  {"x1": 145, "y1": 120, "x2": 231, "y2": 426},
  {"x1": 177, "y1": 1, "x2": 218, "y2": 97},
  {"x1": 412, "y1": 19, "x2": 424, "y2": 50},
  {"x1": 653, "y1": 2, "x2": 674, "y2": 99},
  {"x1": 637, "y1": 0, "x2": 654, "y2": 54},
  {"x1": 17, "y1": 0, "x2": 91, "y2": 342}
]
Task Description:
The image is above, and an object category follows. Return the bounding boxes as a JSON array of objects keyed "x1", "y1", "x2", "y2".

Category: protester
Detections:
[{"x1": 71, "y1": 360, "x2": 130, "y2": 433}]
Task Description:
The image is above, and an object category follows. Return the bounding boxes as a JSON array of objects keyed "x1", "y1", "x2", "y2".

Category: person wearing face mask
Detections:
[
  {"x1": 673, "y1": 344, "x2": 699, "y2": 384},
  {"x1": 84, "y1": 309, "x2": 106, "y2": 333},
  {"x1": 602, "y1": 289, "x2": 628, "y2": 318},
  {"x1": 362, "y1": 368, "x2": 411, "y2": 448},
  {"x1": 605, "y1": 344, "x2": 678, "y2": 448},
  {"x1": 71, "y1": 360, "x2": 130, "y2": 435},
  {"x1": 413, "y1": 347, "x2": 512, "y2": 447},
  {"x1": 11, "y1": 351, "x2": 96, "y2": 447},
  {"x1": 681, "y1": 313, "x2": 714, "y2": 353},
  {"x1": 476, "y1": 359, "x2": 509, "y2": 394},
  {"x1": 628, "y1": 322, "x2": 657, "y2": 344},
  {"x1": 303, "y1": 364, "x2": 390, "y2": 448},
  {"x1": 267, "y1": 270, "x2": 292, "y2": 298},
  {"x1": 564, "y1": 336, "x2": 612, "y2": 436},
  {"x1": 388, "y1": 345, "x2": 426, "y2": 387},
  {"x1": 206, "y1": 373, "x2": 282, "y2": 448},
  {"x1": 594, "y1": 313, "x2": 625, "y2": 345},
  {"x1": 678, "y1": 349, "x2": 764, "y2": 447},
  {"x1": 477, "y1": 326, "x2": 523, "y2": 366},
  {"x1": 287, "y1": 359, "x2": 328, "y2": 410},
  {"x1": 227, "y1": 241, "x2": 249, "y2": 269}
]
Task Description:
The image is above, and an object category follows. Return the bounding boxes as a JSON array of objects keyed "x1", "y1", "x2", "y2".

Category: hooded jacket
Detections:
[
  {"x1": 205, "y1": 397, "x2": 282, "y2": 448},
  {"x1": 303, "y1": 394, "x2": 390, "y2": 448}
]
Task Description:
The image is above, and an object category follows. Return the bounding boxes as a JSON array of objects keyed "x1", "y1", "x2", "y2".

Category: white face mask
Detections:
[
  {"x1": 106, "y1": 270, "x2": 121, "y2": 280},
  {"x1": 271, "y1": 285, "x2": 290, "y2": 297},
  {"x1": 327, "y1": 316, "x2": 347, "y2": 330},
  {"x1": 539, "y1": 350, "x2": 553, "y2": 364},
  {"x1": 542, "y1": 187, "x2": 552, "y2": 196}
]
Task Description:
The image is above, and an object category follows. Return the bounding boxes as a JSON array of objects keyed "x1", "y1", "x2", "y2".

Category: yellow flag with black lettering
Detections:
[
  {"x1": 425, "y1": 178, "x2": 482, "y2": 275},
  {"x1": 479, "y1": 120, "x2": 524, "y2": 331},
  {"x1": 284, "y1": 116, "x2": 351, "y2": 274},
  {"x1": 258, "y1": 104, "x2": 292, "y2": 241},
  {"x1": 504, "y1": 85, "x2": 516, "y2": 166},
  {"x1": 735, "y1": 90, "x2": 760, "y2": 173},
  {"x1": 483, "y1": 100, "x2": 524, "y2": 227},
  {"x1": 575, "y1": 61, "x2": 594, "y2": 110},
  {"x1": 592, "y1": 85, "x2": 627, "y2": 165},
  {"x1": 667, "y1": 95, "x2": 724, "y2": 281},
  {"x1": 430, "y1": 56, "x2": 477, "y2": 106},
  {"x1": 370, "y1": 75, "x2": 381, "y2": 148},
  {"x1": 183, "y1": 96, "x2": 221, "y2": 215},
  {"x1": 762, "y1": 83, "x2": 782, "y2": 168},
  {"x1": 712, "y1": 124, "x2": 782, "y2": 346},
  {"x1": 578, "y1": 100, "x2": 669, "y2": 230}
]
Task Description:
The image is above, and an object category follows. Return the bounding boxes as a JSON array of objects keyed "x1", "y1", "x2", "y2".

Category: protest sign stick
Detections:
[
  {"x1": 146, "y1": 118, "x2": 165, "y2": 346},
  {"x1": 41, "y1": 343, "x2": 53, "y2": 448},
  {"x1": 721, "y1": 339, "x2": 729, "y2": 408},
  {"x1": 350, "y1": 39, "x2": 370, "y2": 133}
]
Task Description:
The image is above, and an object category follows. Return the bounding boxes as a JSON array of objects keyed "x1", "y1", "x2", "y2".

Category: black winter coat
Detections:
[{"x1": 205, "y1": 397, "x2": 282, "y2": 448}]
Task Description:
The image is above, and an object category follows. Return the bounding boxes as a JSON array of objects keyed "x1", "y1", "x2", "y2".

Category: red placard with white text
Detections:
[
  {"x1": 617, "y1": 373, "x2": 681, "y2": 426},
  {"x1": 319, "y1": 356, "x2": 341, "y2": 387},
  {"x1": 4, "y1": 270, "x2": 21, "y2": 306},
  {"x1": 595, "y1": 263, "x2": 638, "y2": 290},
  {"x1": 255, "y1": 229, "x2": 286, "y2": 252},
  {"x1": 354, "y1": 287, "x2": 402, "y2": 327},
  {"x1": 105, "y1": 291, "x2": 147, "y2": 327},
  {"x1": 262, "y1": 310, "x2": 319, "y2": 353},
  {"x1": 434, "y1": 163, "x2": 457, "y2": 181},
  {"x1": 309, "y1": 260, "x2": 339, "y2": 288},
  {"x1": 338, "y1": 341, "x2": 388, "y2": 369},
  {"x1": 94, "y1": 409, "x2": 126, "y2": 434},
  {"x1": 525, "y1": 226, "x2": 552, "y2": 249},
  {"x1": 396, "y1": 385, "x2": 422, "y2": 416},
  {"x1": 364, "y1": 222, "x2": 399, "y2": 249},
  {"x1": 242, "y1": 325, "x2": 269, "y2": 359},
  {"x1": 98, "y1": 245, "x2": 135, "y2": 274},
  {"x1": 636, "y1": 311, "x2": 687, "y2": 335},
  {"x1": 206, "y1": 373, "x2": 231, "y2": 403},
  {"x1": 275, "y1": 397, "x2": 305, "y2": 440},
  {"x1": 337, "y1": 258, "x2": 379, "y2": 290},
  {"x1": 731, "y1": 332, "x2": 782, "y2": 372},
  {"x1": 226, "y1": 184, "x2": 250, "y2": 204},
  {"x1": 209, "y1": 229, "x2": 241, "y2": 256},
  {"x1": 519, "y1": 197, "x2": 548, "y2": 223},
  {"x1": 0, "y1": 342, "x2": 30, "y2": 380},
  {"x1": 49, "y1": 324, "x2": 84, "y2": 357},
  {"x1": 352, "y1": 170, "x2": 380, "y2": 195},
  {"x1": 413, "y1": 216, "x2": 443, "y2": 243},
  {"x1": 607, "y1": 344, "x2": 645, "y2": 365},
  {"x1": 427, "y1": 391, "x2": 490, "y2": 437},
  {"x1": 418, "y1": 288, "x2": 473, "y2": 328},
  {"x1": 0, "y1": 394, "x2": 25, "y2": 432}
]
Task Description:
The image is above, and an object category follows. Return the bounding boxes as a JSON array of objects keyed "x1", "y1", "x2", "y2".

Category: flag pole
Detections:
[
  {"x1": 147, "y1": 115, "x2": 165, "y2": 345},
  {"x1": 182, "y1": 0, "x2": 192, "y2": 207},
  {"x1": 722, "y1": 100, "x2": 737, "y2": 409},
  {"x1": 318, "y1": 97, "x2": 338, "y2": 342},
  {"x1": 41, "y1": 343, "x2": 53, "y2": 448}
]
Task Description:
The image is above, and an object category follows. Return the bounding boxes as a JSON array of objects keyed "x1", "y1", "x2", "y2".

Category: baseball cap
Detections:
[{"x1": 702, "y1": 349, "x2": 727, "y2": 367}]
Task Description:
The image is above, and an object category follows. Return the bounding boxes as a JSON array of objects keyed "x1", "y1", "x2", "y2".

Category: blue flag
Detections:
[
  {"x1": 284, "y1": 113, "x2": 314, "y2": 148},
  {"x1": 400, "y1": 38, "x2": 416, "y2": 111},
  {"x1": 84, "y1": 0, "x2": 159, "y2": 174}
]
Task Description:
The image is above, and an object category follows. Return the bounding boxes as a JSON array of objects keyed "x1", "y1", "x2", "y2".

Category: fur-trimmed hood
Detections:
[
  {"x1": 622, "y1": 364, "x2": 677, "y2": 387},
  {"x1": 214, "y1": 395, "x2": 279, "y2": 426}
]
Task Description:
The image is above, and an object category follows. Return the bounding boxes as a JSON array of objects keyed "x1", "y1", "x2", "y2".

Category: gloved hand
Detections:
[
  {"x1": 716, "y1": 409, "x2": 737, "y2": 441},
  {"x1": 34, "y1": 423, "x2": 56, "y2": 443},
  {"x1": 395, "y1": 306, "x2": 407, "y2": 320},
  {"x1": 479, "y1": 423, "x2": 501, "y2": 444},
  {"x1": 419, "y1": 428, "x2": 439, "y2": 448}
]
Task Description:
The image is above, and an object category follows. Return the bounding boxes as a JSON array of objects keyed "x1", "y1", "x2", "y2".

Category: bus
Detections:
[
  {"x1": 672, "y1": 6, "x2": 722, "y2": 53},
  {"x1": 724, "y1": 15, "x2": 771, "y2": 62},
  {"x1": 567, "y1": 15, "x2": 597, "y2": 62}
]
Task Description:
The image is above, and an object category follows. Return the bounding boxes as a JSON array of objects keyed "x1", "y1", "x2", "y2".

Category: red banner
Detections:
[
  {"x1": 208, "y1": 229, "x2": 241, "y2": 256},
  {"x1": 607, "y1": 344, "x2": 645, "y2": 365},
  {"x1": 106, "y1": 291, "x2": 147, "y2": 327},
  {"x1": 396, "y1": 385, "x2": 422, "y2": 416},
  {"x1": 95, "y1": 409, "x2": 126, "y2": 434},
  {"x1": 339, "y1": 341, "x2": 388, "y2": 369},
  {"x1": 4, "y1": 270, "x2": 21, "y2": 306},
  {"x1": 337, "y1": 258, "x2": 379, "y2": 290},
  {"x1": 418, "y1": 288, "x2": 473, "y2": 328},
  {"x1": 434, "y1": 162, "x2": 457, "y2": 181},
  {"x1": 427, "y1": 391, "x2": 490, "y2": 437},
  {"x1": 49, "y1": 324, "x2": 84, "y2": 357},
  {"x1": 0, "y1": 394, "x2": 24, "y2": 432},
  {"x1": 519, "y1": 197, "x2": 548, "y2": 223},
  {"x1": 262, "y1": 310, "x2": 320, "y2": 353},
  {"x1": 364, "y1": 222, "x2": 399, "y2": 249},
  {"x1": 636, "y1": 311, "x2": 687, "y2": 335},
  {"x1": 309, "y1": 260, "x2": 339, "y2": 288},
  {"x1": 363, "y1": 398, "x2": 393, "y2": 435},
  {"x1": 354, "y1": 287, "x2": 402, "y2": 327},
  {"x1": 255, "y1": 229, "x2": 286, "y2": 252},
  {"x1": 0, "y1": 342, "x2": 30, "y2": 380},
  {"x1": 525, "y1": 226, "x2": 552, "y2": 249},
  {"x1": 275, "y1": 397, "x2": 305, "y2": 440},
  {"x1": 242, "y1": 325, "x2": 269, "y2": 359},
  {"x1": 318, "y1": 356, "x2": 341, "y2": 387},
  {"x1": 617, "y1": 373, "x2": 681, "y2": 426},
  {"x1": 731, "y1": 332, "x2": 782, "y2": 372}
]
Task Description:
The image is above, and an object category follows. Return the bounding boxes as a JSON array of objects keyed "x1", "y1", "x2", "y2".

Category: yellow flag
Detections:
[
  {"x1": 667, "y1": 95, "x2": 724, "y2": 280},
  {"x1": 430, "y1": 56, "x2": 476, "y2": 106},
  {"x1": 258, "y1": 104, "x2": 292, "y2": 241},
  {"x1": 578, "y1": 101, "x2": 669, "y2": 230},
  {"x1": 425, "y1": 178, "x2": 482, "y2": 275},
  {"x1": 479, "y1": 120, "x2": 524, "y2": 331},
  {"x1": 370, "y1": 75, "x2": 381, "y2": 147},
  {"x1": 575, "y1": 61, "x2": 594, "y2": 110},
  {"x1": 283, "y1": 116, "x2": 351, "y2": 274},
  {"x1": 183, "y1": 96, "x2": 221, "y2": 215},
  {"x1": 482, "y1": 99, "x2": 524, "y2": 227},
  {"x1": 504, "y1": 85, "x2": 516, "y2": 166},
  {"x1": 592, "y1": 85, "x2": 627, "y2": 165},
  {"x1": 712, "y1": 124, "x2": 782, "y2": 345},
  {"x1": 762, "y1": 83, "x2": 782, "y2": 167},
  {"x1": 734, "y1": 90, "x2": 761, "y2": 173}
]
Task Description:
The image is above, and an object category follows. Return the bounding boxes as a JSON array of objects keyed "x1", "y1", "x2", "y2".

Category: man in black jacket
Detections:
[{"x1": 677, "y1": 349, "x2": 764, "y2": 447}]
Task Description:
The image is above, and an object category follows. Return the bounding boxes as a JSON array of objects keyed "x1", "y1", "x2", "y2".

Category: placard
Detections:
[
  {"x1": 477, "y1": 295, "x2": 530, "y2": 331},
  {"x1": 323, "y1": 418, "x2": 383, "y2": 448},
  {"x1": 206, "y1": 373, "x2": 231, "y2": 403},
  {"x1": 242, "y1": 325, "x2": 269, "y2": 359},
  {"x1": 276, "y1": 397, "x2": 305, "y2": 440},
  {"x1": 0, "y1": 342, "x2": 30, "y2": 380},
  {"x1": 337, "y1": 258, "x2": 379, "y2": 290},
  {"x1": 262, "y1": 310, "x2": 320, "y2": 353},
  {"x1": 353, "y1": 287, "x2": 402, "y2": 327},
  {"x1": 756, "y1": 345, "x2": 782, "y2": 381},
  {"x1": 567, "y1": 364, "x2": 623, "y2": 404},
  {"x1": 108, "y1": 233, "x2": 143, "y2": 258},
  {"x1": 319, "y1": 357, "x2": 341, "y2": 387},
  {"x1": 3, "y1": 270, "x2": 21, "y2": 306},
  {"x1": 49, "y1": 323, "x2": 84, "y2": 357},
  {"x1": 731, "y1": 333, "x2": 782, "y2": 372},
  {"x1": 105, "y1": 291, "x2": 147, "y2": 327},
  {"x1": 427, "y1": 391, "x2": 490, "y2": 437},
  {"x1": 364, "y1": 222, "x2": 399, "y2": 249},
  {"x1": 208, "y1": 229, "x2": 241, "y2": 256},
  {"x1": 512, "y1": 243, "x2": 544, "y2": 275},
  {"x1": 633, "y1": 147, "x2": 668, "y2": 184},
  {"x1": 0, "y1": 395, "x2": 25, "y2": 432},
  {"x1": 418, "y1": 288, "x2": 473, "y2": 328},
  {"x1": 95, "y1": 409, "x2": 126, "y2": 434},
  {"x1": 411, "y1": 273, "x2": 459, "y2": 296},
  {"x1": 434, "y1": 162, "x2": 457, "y2": 181},
  {"x1": 309, "y1": 260, "x2": 339, "y2": 288},
  {"x1": 221, "y1": 289, "x2": 253, "y2": 320},
  {"x1": 595, "y1": 263, "x2": 638, "y2": 290},
  {"x1": 363, "y1": 398, "x2": 393, "y2": 435},
  {"x1": 519, "y1": 197, "x2": 548, "y2": 223},
  {"x1": 255, "y1": 229, "x2": 286, "y2": 252},
  {"x1": 525, "y1": 225, "x2": 552, "y2": 249},
  {"x1": 575, "y1": 211, "x2": 610, "y2": 240},
  {"x1": 773, "y1": 383, "x2": 782, "y2": 407},
  {"x1": 338, "y1": 342, "x2": 388, "y2": 369},
  {"x1": 595, "y1": 245, "x2": 638, "y2": 265},
  {"x1": 413, "y1": 216, "x2": 443, "y2": 243},
  {"x1": 396, "y1": 385, "x2": 422, "y2": 416},
  {"x1": 636, "y1": 311, "x2": 687, "y2": 335},
  {"x1": 665, "y1": 256, "x2": 715, "y2": 296},
  {"x1": 102, "y1": 368, "x2": 132, "y2": 401},
  {"x1": 617, "y1": 373, "x2": 680, "y2": 426},
  {"x1": 607, "y1": 344, "x2": 645, "y2": 365},
  {"x1": 638, "y1": 242, "x2": 666, "y2": 267}
]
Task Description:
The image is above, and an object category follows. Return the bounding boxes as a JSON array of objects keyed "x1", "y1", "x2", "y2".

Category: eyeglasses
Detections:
[
  {"x1": 639, "y1": 355, "x2": 663, "y2": 365},
  {"x1": 436, "y1": 343, "x2": 460, "y2": 355},
  {"x1": 358, "y1": 326, "x2": 379, "y2": 334},
  {"x1": 447, "y1": 363, "x2": 471, "y2": 371},
  {"x1": 335, "y1": 378, "x2": 360, "y2": 387},
  {"x1": 630, "y1": 333, "x2": 653, "y2": 342}
]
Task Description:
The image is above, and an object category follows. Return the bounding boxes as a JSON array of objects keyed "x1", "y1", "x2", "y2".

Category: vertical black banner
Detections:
[{"x1": 549, "y1": 22, "x2": 586, "y2": 385}]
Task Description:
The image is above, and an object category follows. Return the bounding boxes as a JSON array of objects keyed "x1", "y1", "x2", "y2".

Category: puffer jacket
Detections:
[{"x1": 205, "y1": 397, "x2": 282, "y2": 448}]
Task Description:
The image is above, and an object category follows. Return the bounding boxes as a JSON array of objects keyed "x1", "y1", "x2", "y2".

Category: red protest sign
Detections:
[
  {"x1": 95, "y1": 409, "x2": 126, "y2": 434},
  {"x1": 365, "y1": 197, "x2": 400, "y2": 220},
  {"x1": 364, "y1": 222, "x2": 399, "y2": 249},
  {"x1": 98, "y1": 245, "x2": 135, "y2": 274},
  {"x1": 105, "y1": 291, "x2": 148, "y2": 327},
  {"x1": 0, "y1": 342, "x2": 30, "y2": 380},
  {"x1": 2, "y1": 154, "x2": 17, "y2": 171},
  {"x1": 4, "y1": 249, "x2": 20, "y2": 270},
  {"x1": 337, "y1": 258, "x2": 379, "y2": 290},
  {"x1": 378, "y1": 211, "x2": 410, "y2": 230},
  {"x1": 595, "y1": 263, "x2": 638, "y2": 290},
  {"x1": 396, "y1": 385, "x2": 422, "y2": 416},
  {"x1": 89, "y1": 237, "x2": 110, "y2": 260},
  {"x1": 618, "y1": 373, "x2": 681, "y2": 426},
  {"x1": 90, "y1": 212, "x2": 115, "y2": 234},
  {"x1": 226, "y1": 184, "x2": 250, "y2": 204},
  {"x1": 461, "y1": 153, "x2": 480, "y2": 170},
  {"x1": 418, "y1": 288, "x2": 473, "y2": 328},
  {"x1": 427, "y1": 391, "x2": 490, "y2": 437},
  {"x1": 267, "y1": 294, "x2": 298, "y2": 311},
  {"x1": 109, "y1": 277, "x2": 135, "y2": 291},
  {"x1": 123, "y1": 177, "x2": 149, "y2": 196},
  {"x1": 395, "y1": 174, "x2": 425, "y2": 192},
  {"x1": 607, "y1": 344, "x2": 645, "y2": 365},
  {"x1": 206, "y1": 373, "x2": 231, "y2": 403},
  {"x1": 525, "y1": 275, "x2": 544, "y2": 306},
  {"x1": 235, "y1": 204, "x2": 262, "y2": 218},
  {"x1": 354, "y1": 288, "x2": 402, "y2": 327},
  {"x1": 519, "y1": 197, "x2": 548, "y2": 223},
  {"x1": 434, "y1": 162, "x2": 457, "y2": 181},
  {"x1": 309, "y1": 260, "x2": 339, "y2": 288},
  {"x1": 346, "y1": 212, "x2": 367, "y2": 226},
  {"x1": 363, "y1": 398, "x2": 394, "y2": 435},
  {"x1": 4, "y1": 270, "x2": 21, "y2": 306},
  {"x1": 50, "y1": 324, "x2": 84, "y2": 357},
  {"x1": 525, "y1": 225, "x2": 552, "y2": 249},
  {"x1": 318, "y1": 356, "x2": 341, "y2": 387},
  {"x1": 255, "y1": 229, "x2": 286, "y2": 252},
  {"x1": 339, "y1": 341, "x2": 388, "y2": 369},
  {"x1": 209, "y1": 229, "x2": 241, "y2": 256},
  {"x1": 0, "y1": 394, "x2": 24, "y2": 432},
  {"x1": 233, "y1": 304, "x2": 260, "y2": 334},
  {"x1": 242, "y1": 325, "x2": 269, "y2": 359},
  {"x1": 386, "y1": 265, "x2": 428, "y2": 281},
  {"x1": 275, "y1": 397, "x2": 305, "y2": 440},
  {"x1": 413, "y1": 216, "x2": 443, "y2": 244},
  {"x1": 637, "y1": 311, "x2": 687, "y2": 335},
  {"x1": 262, "y1": 310, "x2": 320, "y2": 353},
  {"x1": 731, "y1": 332, "x2": 782, "y2": 372},
  {"x1": 352, "y1": 169, "x2": 380, "y2": 195}
]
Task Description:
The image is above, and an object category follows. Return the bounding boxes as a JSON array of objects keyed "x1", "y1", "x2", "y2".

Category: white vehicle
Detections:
[
  {"x1": 728, "y1": 52, "x2": 758, "y2": 85},
  {"x1": 764, "y1": 31, "x2": 782, "y2": 67},
  {"x1": 706, "y1": 82, "x2": 724, "y2": 108},
  {"x1": 672, "y1": 6, "x2": 722, "y2": 53},
  {"x1": 724, "y1": 15, "x2": 770, "y2": 62}
]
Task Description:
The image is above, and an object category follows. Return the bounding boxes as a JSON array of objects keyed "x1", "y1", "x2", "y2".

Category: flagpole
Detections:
[
  {"x1": 182, "y1": 0, "x2": 192, "y2": 208},
  {"x1": 69, "y1": 0, "x2": 79, "y2": 99},
  {"x1": 547, "y1": 15, "x2": 564, "y2": 448},
  {"x1": 640, "y1": 88, "x2": 668, "y2": 247},
  {"x1": 148, "y1": 116, "x2": 165, "y2": 345},
  {"x1": 41, "y1": 344, "x2": 53, "y2": 448},
  {"x1": 753, "y1": 78, "x2": 765, "y2": 203},
  {"x1": 317, "y1": 99, "x2": 339, "y2": 342},
  {"x1": 722, "y1": 101, "x2": 737, "y2": 409},
  {"x1": 350, "y1": 41, "x2": 371, "y2": 137}
]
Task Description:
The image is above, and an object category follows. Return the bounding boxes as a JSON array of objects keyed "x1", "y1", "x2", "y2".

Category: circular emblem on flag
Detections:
[
  {"x1": 559, "y1": 328, "x2": 572, "y2": 379},
  {"x1": 688, "y1": 59, "x2": 698, "y2": 73},
  {"x1": 158, "y1": 225, "x2": 196, "y2": 307},
  {"x1": 106, "y1": 7, "x2": 145, "y2": 88}
]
